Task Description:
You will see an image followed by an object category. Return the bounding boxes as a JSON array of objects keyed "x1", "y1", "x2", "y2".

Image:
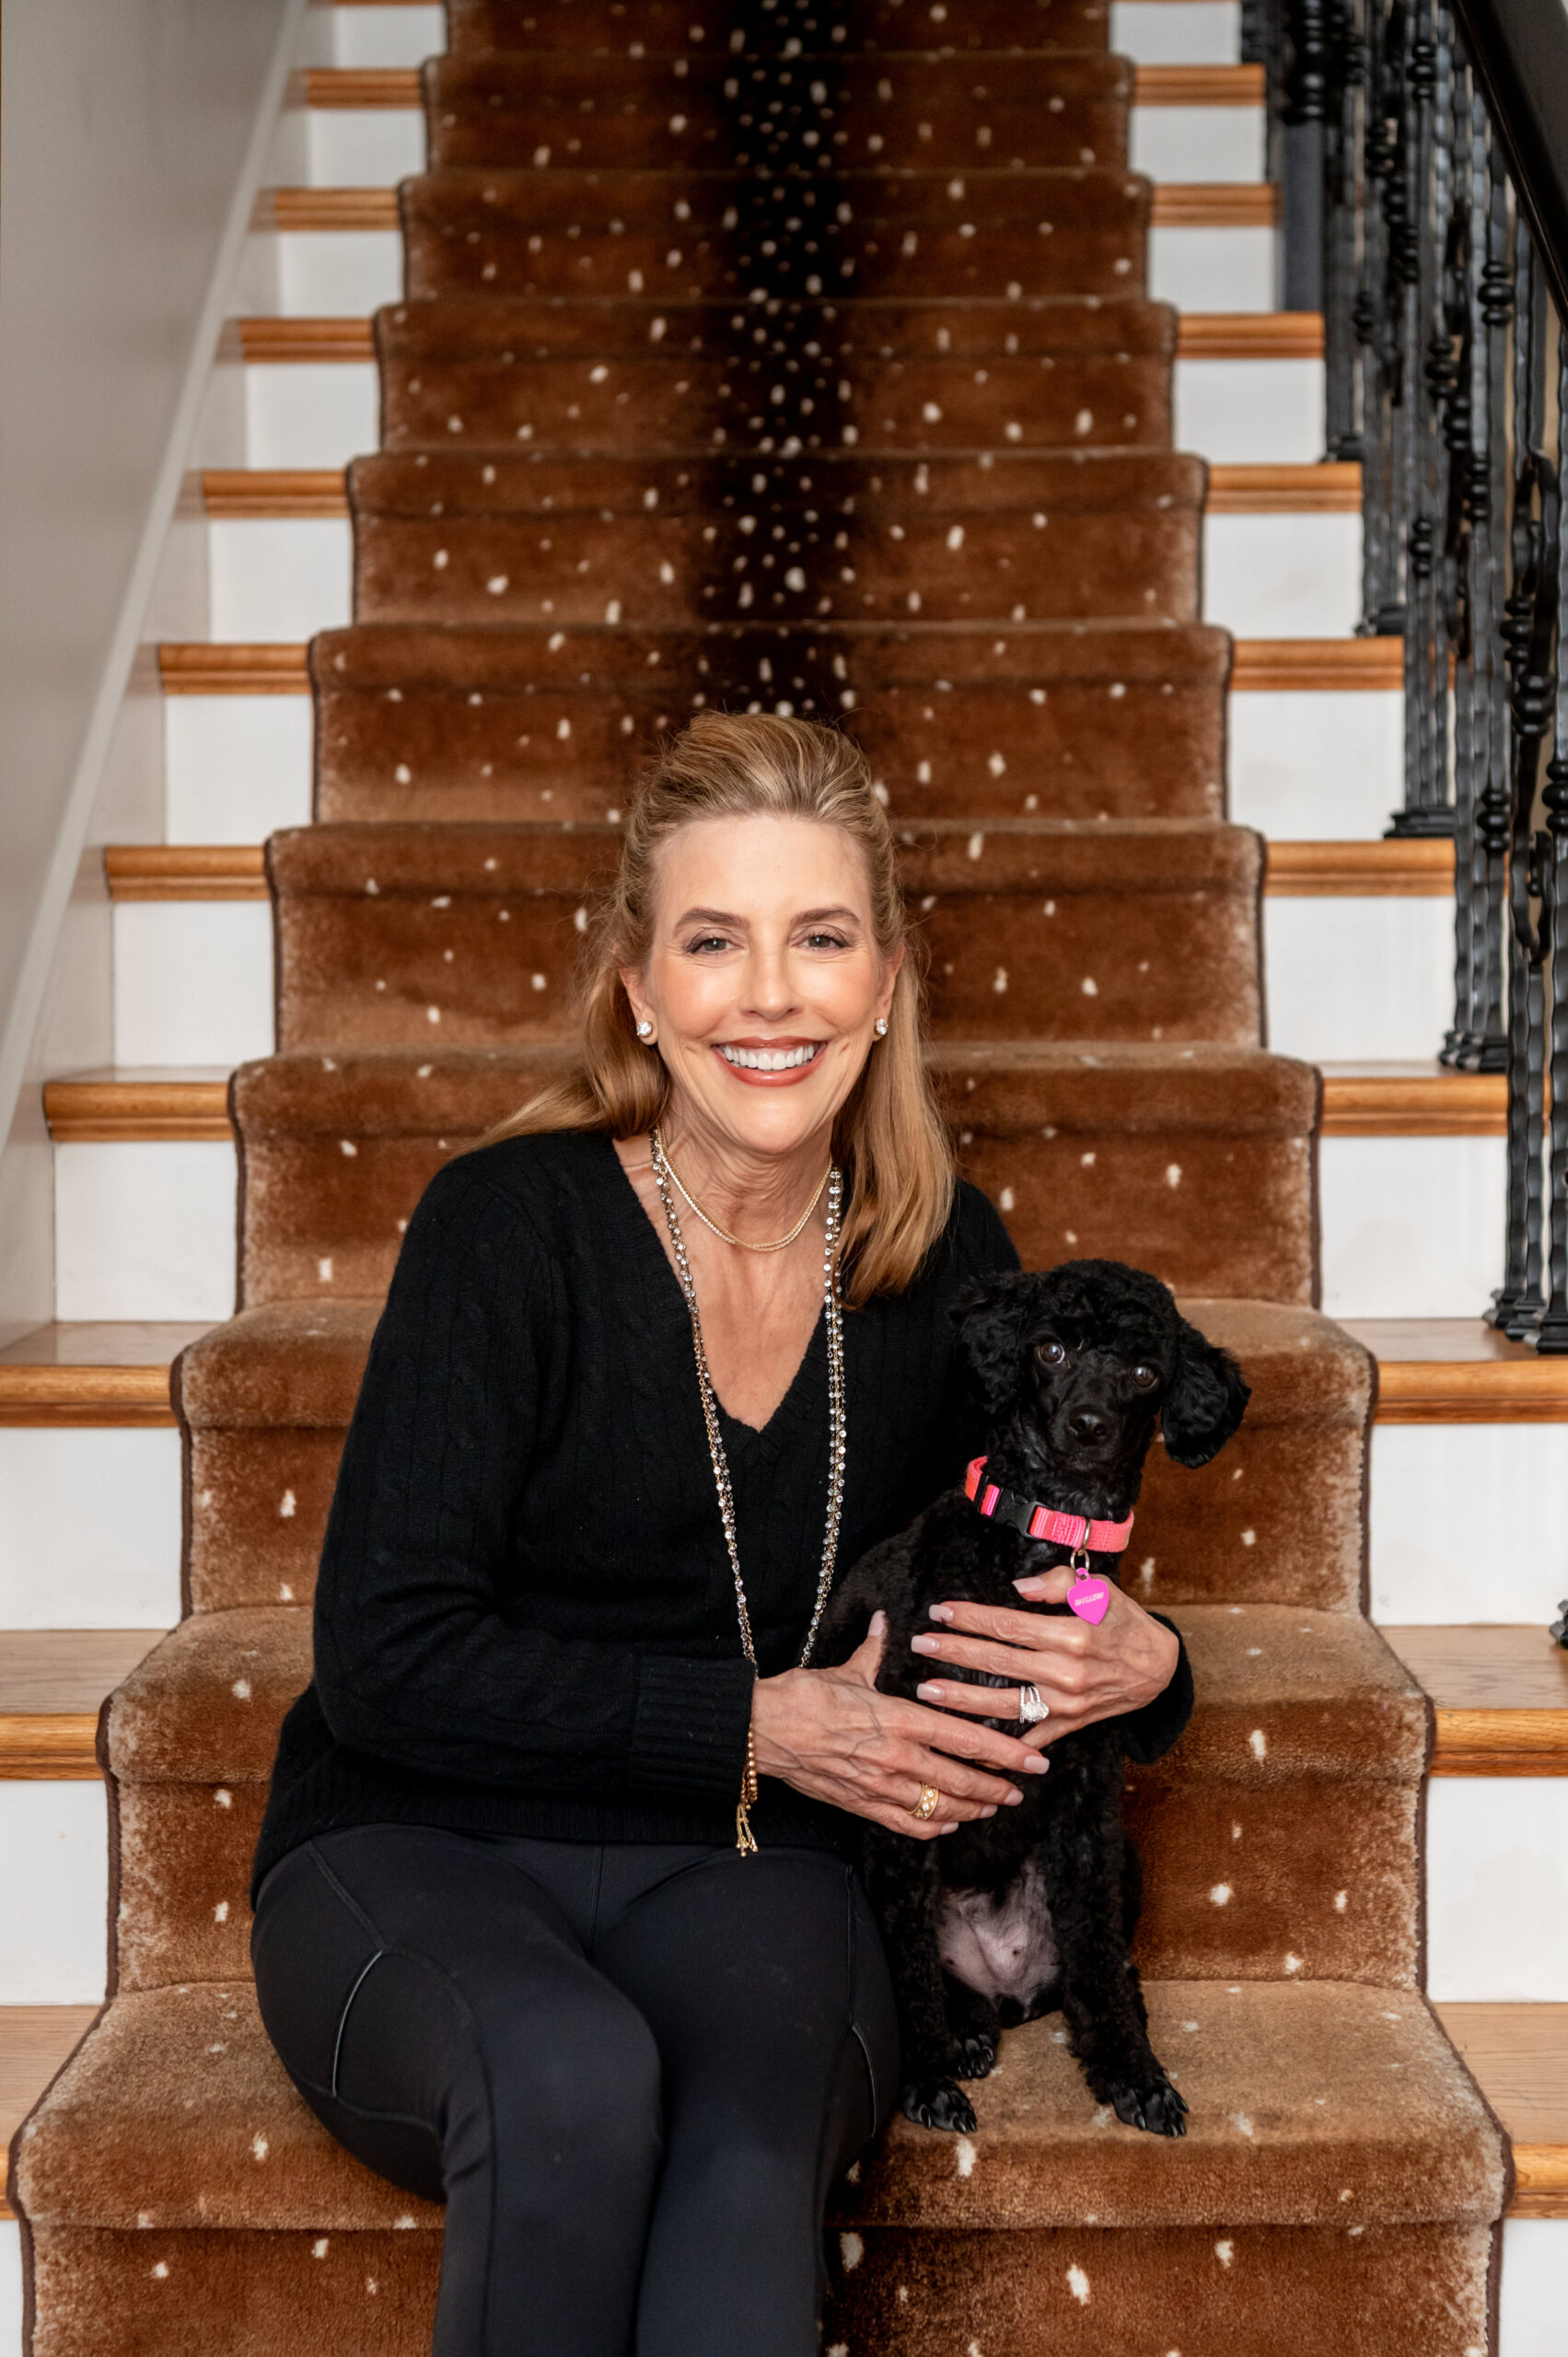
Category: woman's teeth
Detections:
[{"x1": 718, "y1": 1042, "x2": 823, "y2": 1072}]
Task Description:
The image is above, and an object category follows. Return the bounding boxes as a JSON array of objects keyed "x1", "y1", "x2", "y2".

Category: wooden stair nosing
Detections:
[
  {"x1": 155, "y1": 638, "x2": 1399, "y2": 696},
  {"x1": 258, "y1": 182, "x2": 1277, "y2": 235},
  {"x1": 199, "y1": 460, "x2": 1358, "y2": 520},
  {"x1": 104, "y1": 845, "x2": 269, "y2": 900},
  {"x1": 229, "y1": 312, "x2": 1324, "y2": 368},
  {"x1": 42, "y1": 1076, "x2": 233, "y2": 1144},
  {"x1": 293, "y1": 65, "x2": 1267, "y2": 114}
]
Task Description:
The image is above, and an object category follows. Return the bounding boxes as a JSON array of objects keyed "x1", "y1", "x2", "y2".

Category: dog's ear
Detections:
[
  {"x1": 1161, "y1": 1319, "x2": 1250, "y2": 1468},
  {"x1": 951, "y1": 1269, "x2": 1039, "y2": 1415}
]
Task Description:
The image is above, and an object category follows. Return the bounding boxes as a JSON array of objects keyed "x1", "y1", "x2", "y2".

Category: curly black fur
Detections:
[{"x1": 818, "y1": 1259, "x2": 1249, "y2": 2137}]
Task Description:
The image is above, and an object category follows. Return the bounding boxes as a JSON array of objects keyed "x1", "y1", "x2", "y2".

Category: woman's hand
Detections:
[
  {"x1": 751, "y1": 1613, "x2": 1052, "y2": 1840},
  {"x1": 907, "y1": 1568, "x2": 1180, "y2": 1742}
]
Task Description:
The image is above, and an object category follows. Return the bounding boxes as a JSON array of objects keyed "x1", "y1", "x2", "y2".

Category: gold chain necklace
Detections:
[
  {"x1": 656, "y1": 1136, "x2": 831, "y2": 1253},
  {"x1": 649, "y1": 1125, "x2": 848, "y2": 1853}
]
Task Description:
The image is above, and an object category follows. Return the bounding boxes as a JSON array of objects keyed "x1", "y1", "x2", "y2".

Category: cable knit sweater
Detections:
[{"x1": 253, "y1": 1131, "x2": 1192, "y2": 1893}]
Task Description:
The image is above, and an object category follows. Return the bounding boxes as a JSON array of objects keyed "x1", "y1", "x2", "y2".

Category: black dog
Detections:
[{"x1": 819, "y1": 1259, "x2": 1249, "y2": 2137}]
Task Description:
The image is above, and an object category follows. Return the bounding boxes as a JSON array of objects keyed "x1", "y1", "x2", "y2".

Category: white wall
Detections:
[{"x1": 0, "y1": 0, "x2": 297, "y2": 1337}]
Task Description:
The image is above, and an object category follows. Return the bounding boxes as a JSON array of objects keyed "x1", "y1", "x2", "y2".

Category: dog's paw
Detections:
[
  {"x1": 900, "y1": 2077, "x2": 978, "y2": 2133},
  {"x1": 1109, "y1": 2074, "x2": 1189, "y2": 2138},
  {"x1": 952, "y1": 2031, "x2": 998, "y2": 2082}
]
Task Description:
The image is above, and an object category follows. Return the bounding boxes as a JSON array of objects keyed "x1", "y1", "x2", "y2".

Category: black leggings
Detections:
[{"x1": 251, "y1": 1825, "x2": 900, "y2": 2357}]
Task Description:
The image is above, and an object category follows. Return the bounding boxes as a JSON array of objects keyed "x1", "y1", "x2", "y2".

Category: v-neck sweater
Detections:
[{"x1": 253, "y1": 1131, "x2": 1192, "y2": 1893}]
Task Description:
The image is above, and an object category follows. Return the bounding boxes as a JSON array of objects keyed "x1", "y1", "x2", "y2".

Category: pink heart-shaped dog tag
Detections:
[{"x1": 1067, "y1": 1574, "x2": 1111, "y2": 1626}]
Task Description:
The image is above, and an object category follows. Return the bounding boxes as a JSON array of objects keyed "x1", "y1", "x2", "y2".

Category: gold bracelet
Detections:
[{"x1": 736, "y1": 1721, "x2": 760, "y2": 1856}]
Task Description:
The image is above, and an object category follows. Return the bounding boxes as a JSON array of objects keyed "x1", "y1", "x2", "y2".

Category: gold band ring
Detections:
[{"x1": 911, "y1": 1783, "x2": 941, "y2": 1821}]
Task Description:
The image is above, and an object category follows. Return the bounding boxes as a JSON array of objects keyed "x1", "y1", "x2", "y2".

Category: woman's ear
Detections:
[
  {"x1": 1161, "y1": 1320, "x2": 1250, "y2": 1468},
  {"x1": 951, "y1": 1270, "x2": 1037, "y2": 1416}
]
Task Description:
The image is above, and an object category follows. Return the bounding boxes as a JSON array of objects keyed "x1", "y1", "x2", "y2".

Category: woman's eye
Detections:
[
  {"x1": 1132, "y1": 1364, "x2": 1158, "y2": 1389},
  {"x1": 802, "y1": 930, "x2": 850, "y2": 950},
  {"x1": 1036, "y1": 1341, "x2": 1066, "y2": 1366},
  {"x1": 686, "y1": 935, "x2": 731, "y2": 955}
]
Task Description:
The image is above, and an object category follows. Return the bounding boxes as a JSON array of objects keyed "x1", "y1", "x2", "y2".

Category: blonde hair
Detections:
[{"x1": 486, "y1": 711, "x2": 955, "y2": 1304}]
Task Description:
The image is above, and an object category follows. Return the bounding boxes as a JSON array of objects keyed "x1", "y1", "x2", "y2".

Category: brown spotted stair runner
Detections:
[{"x1": 13, "y1": 3, "x2": 1506, "y2": 2351}]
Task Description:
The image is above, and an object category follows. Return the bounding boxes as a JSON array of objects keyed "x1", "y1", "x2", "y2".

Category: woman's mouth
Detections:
[{"x1": 714, "y1": 1040, "x2": 827, "y2": 1078}]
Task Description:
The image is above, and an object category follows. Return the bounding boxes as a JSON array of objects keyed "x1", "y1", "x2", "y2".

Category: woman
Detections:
[{"x1": 250, "y1": 713, "x2": 1191, "y2": 2357}]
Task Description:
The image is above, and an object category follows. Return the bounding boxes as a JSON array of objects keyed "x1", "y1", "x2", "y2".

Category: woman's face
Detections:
[{"x1": 622, "y1": 812, "x2": 901, "y2": 1161}]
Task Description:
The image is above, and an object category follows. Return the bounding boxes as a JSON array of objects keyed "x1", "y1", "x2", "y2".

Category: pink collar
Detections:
[{"x1": 964, "y1": 1457, "x2": 1135, "y2": 1555}]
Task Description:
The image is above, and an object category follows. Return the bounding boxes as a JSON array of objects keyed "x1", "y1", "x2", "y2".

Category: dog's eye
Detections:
[
  {"x1": 1131, "y1": 1364, "x2": 1159, "y2": 1389},
  {"x1": 1035, "y1": 1341, "x2": 1066, "y2": 1366}
]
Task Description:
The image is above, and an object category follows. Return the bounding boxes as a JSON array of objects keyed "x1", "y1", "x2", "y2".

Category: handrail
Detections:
[{"x1": 1257, "y1": 0, "x2": 1568, "y2": 1353}]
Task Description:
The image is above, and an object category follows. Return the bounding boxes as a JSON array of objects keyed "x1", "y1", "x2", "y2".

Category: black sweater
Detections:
[{"x1": 253, "y1": 1132, "x2": 1192, "y2": 1892}]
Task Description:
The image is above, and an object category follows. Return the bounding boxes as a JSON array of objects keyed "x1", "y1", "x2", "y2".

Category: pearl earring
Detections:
[
  {"x1": 875, "y1": 1017, "x2": 889, "y2": 1038},
  {"x1": 637, "y1": 1018, "x2": 655, "y2": 1039}
]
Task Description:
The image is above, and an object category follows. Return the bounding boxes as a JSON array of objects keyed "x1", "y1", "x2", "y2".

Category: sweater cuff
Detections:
[
  {"x1": 1120, "y1": 1619, "x2": 1194, "y2": 1767},
  {"x1": 628, "y1": 1655, "x2": 757, "y2": 1799}
]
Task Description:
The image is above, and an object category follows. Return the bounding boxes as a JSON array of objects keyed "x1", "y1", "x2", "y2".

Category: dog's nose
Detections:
[{"x1": 1066, "y1": 1410, "x2": 1109, "y2": 1444}]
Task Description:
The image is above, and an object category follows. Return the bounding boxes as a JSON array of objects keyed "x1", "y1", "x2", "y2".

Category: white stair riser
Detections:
[
  {"x1": 0, "y1": 1783, "x2": 108, "y2": 2003},
  {"x1": 1149, "y1": 223, "x2": 1274, "y2": 313},
  {"x1": 1, "y1": 2228, "x2": 19, "y2": 2357},
  {"x1": 245, "y1": 226, "x2": 1273, "y2": 328},
  {"x1": 0, "y1": 1430, "x2": 182, "y2": 1630},
  {"x1": 54, "y1": 1144, "x2": 238, "y2": 1325},
  {"x1": 285, "y1": 102, "x2": 1264, "y2": 195},
  {"x1": 244, "y1": 360, "x2": 378, "y2": 470},
  {"x1": 325, "y1": 3, "x2": 446, "y2": 69},
  {"x1": 1369, "y1": 1423, "x2": 1568, "y2": 1624},
  {"x1": 1129, "y1": 107, "x2": 1262, "y2": 186},
  {"x1": 114, "y1": 902, "x2": 274, "y2": 1069},
  {"x1": 234, "y1": 354, "x2": 1328, "y2": 472},
  {"x1": 1500, "y1": 2221, "x2": 1568, "y2": 2357},
  {"x1": 1203, "y1": 512, "x2": 1362, "y2": 638},
  {"x1": 194, "y1": 506, "x2": 1358, "y2": 644},
  {"x1": 1228, "y1": 690, "x2": 1403, "y2": 838},
  {"x1": 1319, "y1": 1136, "x2": 1503, "y2": 1322},
  {"x1": 1264, "y1": 894, "x2": 1453, "y2": 1062},
  {"x1": 161, "y1": 686, "x2": 1405, "y2": 849},
  {"x1": 1425, "y1": 1779, "x2": 1568, "y2": 2003},
  {"x1": 165, "y1": 698, "x2": 314, "y2": 843},
  {"x1": 1175, "y1": 356, "x2": 1324, "y2": 464},
  {"x1": 99, "y1": 883, "x2": 1454, "y2": 1079},
  {"x1": 209, "y1": 518, "x2": 352, "y2": 640},
  {"x1": 3, "y1": 1772, "x2": 1562, "y2": 2013},
  {"x1": 307, "y1": 109, "x2": 426, "y2": 188},
  {"x1": 1109, "y1": 0, "x2": 1242, "y2": 66},
  {"x1": 255, "y1": 227, "x2": 404, "y2": 317}
]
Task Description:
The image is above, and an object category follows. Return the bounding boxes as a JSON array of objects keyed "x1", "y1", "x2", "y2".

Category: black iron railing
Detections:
[{"x1": 1258, "y1": 0, "x2": 1568, "y2": 1353}]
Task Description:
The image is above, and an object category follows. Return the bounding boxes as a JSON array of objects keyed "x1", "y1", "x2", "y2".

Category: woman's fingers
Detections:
[
  {"x1": 913, "y1": 1628, "x2": 1086, "y2": 1689},
  {"x1": 928, "y1": 1596, "x2": 1098, "y2": 1654},
  {"x1": 882, "y1": 1692, "x2": 1051, "y2": 1778}
]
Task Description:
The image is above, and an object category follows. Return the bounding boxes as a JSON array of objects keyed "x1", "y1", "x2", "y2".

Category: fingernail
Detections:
[
  {"x1": 869, "y1": 1609, "x2": 887, "y2": 1634},
  {"x1": 910, "y1": 1633, "x2": 940, "y2": 1655},
  {"x1": 1003, "y1": 1787, "x2": 1024, "y2": 1805},
  {"x1": 939, "y1": 1822, "x2": 958, "y2": 1833},
  {"x1": 928, "y1": 1604, "x2": 955, "y2": 1623},
  {"x1": 1023, "y1": 1755, "x2": 1050, "y2": 1773},
  {"x1": 915, "y1": 1681, "x2": 944, "y2": 1701},
  {"x1": 980, "y1": 1805, "x2": 997, "y2": 1818},
  {"x1": 1012, "y1": 1578, "x2": 1043, "y2": 1596}
]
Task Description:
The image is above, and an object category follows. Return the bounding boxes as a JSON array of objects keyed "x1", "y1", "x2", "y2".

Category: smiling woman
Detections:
[{"x1": 247, "y1": 711, "x2": 1192, "y2": 2357}]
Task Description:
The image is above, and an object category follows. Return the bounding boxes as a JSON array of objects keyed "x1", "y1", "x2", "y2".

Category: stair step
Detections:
[
  {"x1": 8, "y1": 1620, "x2": 1558, "y2": 1782},
  {"x1": 0, "y1": 1632, "x2": 163, "y2": 1778},
  {"x1": 0, "y1": 2007, "x2": 101, "y2": 2222},
  {"x1": 1347, "y1": 1322, "x2": 1568, "y2": 1424},
  {"x1": 197, "y1": 458, "x2": 1364, "y2": 518},
  {"x1": 1383, "y1": 1628, "x2": 1568, "y2": 1775},
  {"x1": 159, "y1": 633, "x2": 1397, "y2": 695},
  {"x1": 1434, "y1": 2003, "x2": 1568, "y2": 2216},
  {"x1": 0, "y1": 1327, "x2": 206, "y2": 1428},
  {"x1": 12, "y1": 1980, "x2": 1504, "y2": 2230}
]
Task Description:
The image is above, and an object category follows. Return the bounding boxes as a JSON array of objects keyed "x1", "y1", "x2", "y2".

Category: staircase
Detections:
[{"x1": 4, "y1": 2, "x2": 1566, "y2": 2351}]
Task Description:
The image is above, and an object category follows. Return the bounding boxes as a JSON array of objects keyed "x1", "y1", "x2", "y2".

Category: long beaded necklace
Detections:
[{"x1": 648, "y1": 1126, "x2": 848, "y2": 1853}]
